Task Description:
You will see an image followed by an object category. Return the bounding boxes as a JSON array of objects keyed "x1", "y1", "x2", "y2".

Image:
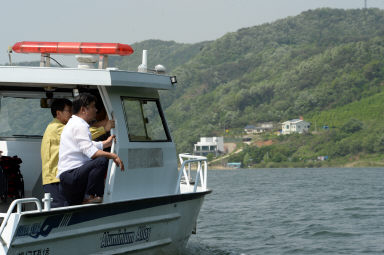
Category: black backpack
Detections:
[
  {"x1": 0, "y1": 156, "x2": 24, "y2": 202},
  {"x1": 0, "y1": 164, "x2": 7, "y2": 202}
]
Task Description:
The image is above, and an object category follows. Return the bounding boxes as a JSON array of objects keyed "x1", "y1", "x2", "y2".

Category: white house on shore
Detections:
[
  {"x1": 244, "y1": 125, "x2": 261, "y2": 134},
  {"x1": 194, "y1": 137, "x2": 224, "y2": 156},
  {"x1": 282, "y1": 119, "x2": 311, "y2": 135},
  {"x1": 244, "y1": 122, "x2": 274, "y2": 134}
]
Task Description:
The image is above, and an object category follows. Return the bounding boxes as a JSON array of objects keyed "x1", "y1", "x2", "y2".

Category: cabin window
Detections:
[
  {"x1": 0, "y1": 96, "x2": 51, "y2": 138},
  {"x1": 121, "y1": 97, "x2": 171, "y2": 142}
]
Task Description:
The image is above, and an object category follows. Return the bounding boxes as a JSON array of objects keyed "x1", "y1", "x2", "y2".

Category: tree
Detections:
[
  {"x1": 242, "y1": 153, "x2": 251, "y2": 167},
  {"x1": 341, "y1": 119, "x2": 363, "y2": 134}
]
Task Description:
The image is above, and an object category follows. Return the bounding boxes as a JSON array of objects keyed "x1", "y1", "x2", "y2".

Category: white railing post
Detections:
[
  {"x1": 175, "y1": 161, "x2": 185, "y2": 194},
  {"x1": 177, "y1": 154, "x2": 208, "y2": 194},
  {"x1": 0, "y1": 198, "x2": 42, "y2": 245},
  {"x1": 42, "y1": 193, "x2": 53, "y2": 211},
  {"x1": 203, "y1": 160, "x2": 207, "y2": 189},
  {"x1": 97, "y1": 86, "x2": 118, "y2": 199},
  {"x1": 188, "y1": 162, "x2": 191, "y2": 182}
]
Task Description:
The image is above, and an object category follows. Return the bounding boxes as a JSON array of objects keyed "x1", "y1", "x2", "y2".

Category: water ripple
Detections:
[{"x1": 182, "y1": 168, "x2": 384, "y2": 255}]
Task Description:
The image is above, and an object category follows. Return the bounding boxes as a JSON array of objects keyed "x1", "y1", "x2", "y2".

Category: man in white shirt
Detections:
[{"x1": 57, "y1": 93, "x2": 124, "y2": 205}]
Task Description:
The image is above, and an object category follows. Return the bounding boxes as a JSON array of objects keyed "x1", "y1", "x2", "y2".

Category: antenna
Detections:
[
  {"x1": 138, "y1": 50, "x2": 148, "y2": 72},
  {"x1": 7, "y1": 46, "x2": 12, "y2": 66}
]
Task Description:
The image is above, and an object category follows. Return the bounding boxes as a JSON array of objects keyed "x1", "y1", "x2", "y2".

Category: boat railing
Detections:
[
  {"x1": 175, "y1": 154, "x2": 207, "y2": 194},
  {"x1": 97, "y1": 85, "x2": 117, "y2": 198},
  {"x1": 0, "y1": 198, "x2": 42, "y2": 245}
]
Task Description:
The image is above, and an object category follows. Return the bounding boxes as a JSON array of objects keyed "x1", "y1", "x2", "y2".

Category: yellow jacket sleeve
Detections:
[{"x1": 90, "y1": 126, "x2": 106, "y2": 140}]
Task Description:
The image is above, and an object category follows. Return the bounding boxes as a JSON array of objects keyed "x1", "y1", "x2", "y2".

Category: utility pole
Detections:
[{"x1": 364, "y1": 0, "x2": 367, "y2": 9}]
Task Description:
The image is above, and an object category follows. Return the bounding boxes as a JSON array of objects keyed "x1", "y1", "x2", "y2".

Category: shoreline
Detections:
[{"x1": 207, "y1": 161, "x2": 384, "y2": 169}]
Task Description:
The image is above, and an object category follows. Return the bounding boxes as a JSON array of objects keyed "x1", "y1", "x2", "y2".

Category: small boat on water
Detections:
[{"x1": 0, "y1": 41, "x2": 210, "y2": 255}]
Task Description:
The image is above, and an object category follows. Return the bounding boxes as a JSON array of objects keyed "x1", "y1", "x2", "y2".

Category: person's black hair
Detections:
[
  {"x1": 50, "y1": 98, "x2": 73, "y2": 118},
  {"x1": 72, "y1": 93, "x2": 97, "y2": 114}
]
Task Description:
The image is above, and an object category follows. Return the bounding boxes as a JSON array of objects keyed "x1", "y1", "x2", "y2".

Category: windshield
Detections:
[
  {"x1": 0, "y1": 96, "x2": 52, "y2": 137},
  {"x1": 121, "y1": 97, "x2": 171, "y2": 142}
]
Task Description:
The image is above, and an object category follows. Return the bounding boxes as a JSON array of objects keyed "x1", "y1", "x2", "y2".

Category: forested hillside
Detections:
[
  {"x1": 228, "y1": 91, "x2": 384, "y2": 168},
  {"x1": 113, "y1": 8, "x2": 384, "y2": 157},
  {"x1": 8, "y1": 8, "x2": 384, "y2": 166}
]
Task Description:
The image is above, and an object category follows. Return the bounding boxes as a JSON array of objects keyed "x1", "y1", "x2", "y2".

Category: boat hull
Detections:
[{"x1": 3, "y1": 191, "x2": 210, "y2": 255}]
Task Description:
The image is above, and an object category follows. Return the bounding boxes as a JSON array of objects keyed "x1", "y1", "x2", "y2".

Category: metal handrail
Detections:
[
  {"x1": 0, "y1": 198, "x2": 42, "y2": 245},
  {"x1": 97, "y1": 86, "x2": 117, "y2": 198},
  {"x1": 176, "y1": 154, "x2": 208, "y2": 194}
]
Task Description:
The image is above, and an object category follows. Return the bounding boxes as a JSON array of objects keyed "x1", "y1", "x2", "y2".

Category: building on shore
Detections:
[
  {"x1": 281, "y1": 119, "x2": 310, "y2": 135},
  {"x1": 244, "y1": 122, "x2": 275, "y2": 134},
  {"x1": 194, "y1": 137, "x2": 224, "y2": 156}
]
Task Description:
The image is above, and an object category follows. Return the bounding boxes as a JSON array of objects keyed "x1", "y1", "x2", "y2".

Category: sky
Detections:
[{"x1": 2, "y1": 0, "x2": 384, "y2": 67}]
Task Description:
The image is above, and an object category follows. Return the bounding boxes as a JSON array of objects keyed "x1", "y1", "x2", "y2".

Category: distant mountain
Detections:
[
  {"x1": 13, "y1": 8, "x2": 384, "y2": 166},
  {"x1": 144, "y1": 8, "x2": 384, "y2": 154}
]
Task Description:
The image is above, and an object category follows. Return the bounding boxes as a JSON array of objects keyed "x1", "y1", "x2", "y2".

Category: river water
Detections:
[{"x1": 182, "y1": 168, "x2": 384, "y2": 254}]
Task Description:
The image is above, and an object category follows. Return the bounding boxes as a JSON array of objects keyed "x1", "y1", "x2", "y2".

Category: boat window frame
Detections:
[{"x1": 120, "y1": 96, "x2": 172, "y2": 143}]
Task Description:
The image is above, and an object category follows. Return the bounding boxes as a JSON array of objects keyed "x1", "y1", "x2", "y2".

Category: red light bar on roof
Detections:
[{"x1": 12, "y1": 41, "x2": 134, "y2": 56}]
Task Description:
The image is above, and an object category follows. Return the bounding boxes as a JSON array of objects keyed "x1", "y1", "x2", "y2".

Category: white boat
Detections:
[{"x1": 0, "y1": 41, "x2": 210, "y2": 255}]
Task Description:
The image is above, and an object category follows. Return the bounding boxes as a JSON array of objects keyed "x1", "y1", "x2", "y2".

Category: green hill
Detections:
[
  {"x1": 110, "y1": 9, "x2": 384, "y2": 165},
  {"x1": 151, "y1": 8, "x2": 384, "y2": 155},
  {"x1": 227, "y1": 91, "x2": 384, "y2": 168},
  {"x1": 10, "y1": 8, "x2": 384, "y2": 167},
  {"x1": 307, "y1": 90, "x2": 384, "y2": 128}
]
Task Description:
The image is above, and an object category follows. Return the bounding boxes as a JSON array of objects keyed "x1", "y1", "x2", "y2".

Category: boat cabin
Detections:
[{"x1": 0, "y1": 55, "x2": 179, "y2": 211}]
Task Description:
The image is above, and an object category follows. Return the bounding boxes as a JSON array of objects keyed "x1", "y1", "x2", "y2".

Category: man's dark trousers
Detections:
[{"x1": 59, "y1": 157, "x2": 108, "y2": 205}]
